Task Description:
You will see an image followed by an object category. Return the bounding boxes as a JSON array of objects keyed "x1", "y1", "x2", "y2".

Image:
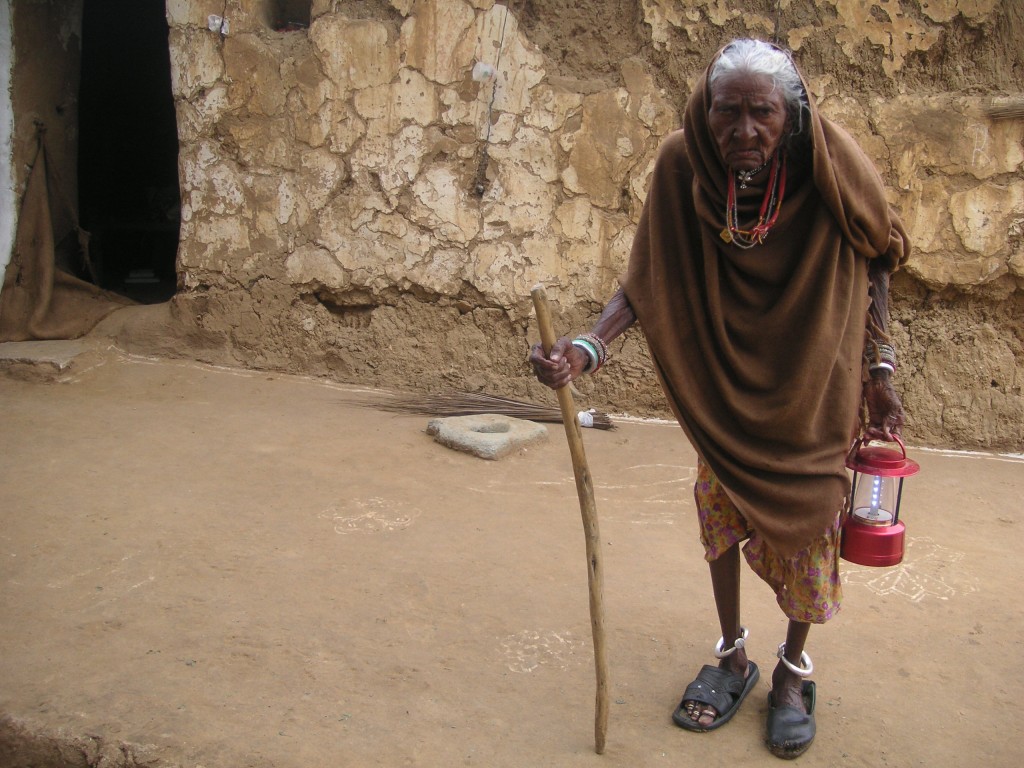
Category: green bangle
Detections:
[{"x1": 572, "y1": 338, "x2": 599, "y2": 374}]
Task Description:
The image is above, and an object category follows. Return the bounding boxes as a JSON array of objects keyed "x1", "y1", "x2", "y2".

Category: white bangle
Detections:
[
  {"x1": 777, "y1": 642, "x2": 813, "y2": 677},
  {"x1": 869, "y1": 361, "x2": 895, "y2": 375},
  {"x1": 714, "y1": 626, "x2": 750, "y2": 658}
]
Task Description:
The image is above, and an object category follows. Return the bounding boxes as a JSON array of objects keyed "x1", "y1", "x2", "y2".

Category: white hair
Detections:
[{"x1": 709, "y1": 39, "x2": 810, "y2": 139}]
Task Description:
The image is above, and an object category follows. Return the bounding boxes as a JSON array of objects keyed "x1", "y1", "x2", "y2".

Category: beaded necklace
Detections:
[
  {"x1": 736, "y1": 157, "x2": 771, "y2": 189},
  {"x1": 720, "y1": 150, "x2": 787, "y2": 249}
]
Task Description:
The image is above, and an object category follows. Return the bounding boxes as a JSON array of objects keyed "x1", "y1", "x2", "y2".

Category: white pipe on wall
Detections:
[{"x1": 0, "y1": 1, "x2": 14, "y2": 297}]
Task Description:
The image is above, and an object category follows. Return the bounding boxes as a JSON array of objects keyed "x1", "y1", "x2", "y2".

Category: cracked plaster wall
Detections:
[{"x1": 162, "y1": 0, "x2": 1023, "y2": 448}]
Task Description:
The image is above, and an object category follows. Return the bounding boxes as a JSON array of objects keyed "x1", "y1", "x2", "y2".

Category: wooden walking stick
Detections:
[{"x1": 530, "y1": 283, "x2": 609, "y2": 755}]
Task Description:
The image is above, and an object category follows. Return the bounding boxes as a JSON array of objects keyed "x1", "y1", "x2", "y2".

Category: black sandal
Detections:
[
  {"x1": 766, "y1": 679, "x2": 816, "y2": 758},
  {"x1": 766, "y1": 641, "x2": 816, "y2": 758},
  {"x1": 672, "y1": 662, "x2": 760, "y2": 732}
]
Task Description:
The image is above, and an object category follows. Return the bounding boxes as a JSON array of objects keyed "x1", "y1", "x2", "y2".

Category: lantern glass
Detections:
[{"x1": 851, "y1": 472, "x2": 898, "y2": 526}]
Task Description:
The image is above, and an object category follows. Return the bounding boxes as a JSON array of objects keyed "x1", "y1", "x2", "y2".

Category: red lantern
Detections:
[{"x1": 841, "y1": 434, "x2": 920, "y2": 567}]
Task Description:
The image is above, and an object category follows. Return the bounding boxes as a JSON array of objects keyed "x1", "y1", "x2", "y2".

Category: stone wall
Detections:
[{"x1": 158, "y1": 0, "x2": 1023, "y2": 449}]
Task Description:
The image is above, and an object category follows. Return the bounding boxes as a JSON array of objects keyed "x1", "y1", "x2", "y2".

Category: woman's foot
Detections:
[
  {"x1": 672, "y1": 644, "x2": 760, "y2": 731},
  {"x1": 770, "y1": 661, "x2": 808, "y2": 713},
  {"x1": 681, "y1": 651, "x2": 751, "y2": 727},
  {"x1": 766, "y1": 654, "x2": 816, "y2": 758}
]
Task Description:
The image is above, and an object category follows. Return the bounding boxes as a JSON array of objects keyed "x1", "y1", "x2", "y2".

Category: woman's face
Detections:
[{"x1": 708, "y1": 72, "x2": 790, "y2": 171}]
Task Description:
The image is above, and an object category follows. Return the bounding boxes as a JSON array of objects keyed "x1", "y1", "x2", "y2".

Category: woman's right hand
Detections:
[
  {"x1": 863, "y1": 372, "x2": 905, "y2": 441},
  {"x1": 529, "y1": 337, "x2": 588, "y2": 390}
]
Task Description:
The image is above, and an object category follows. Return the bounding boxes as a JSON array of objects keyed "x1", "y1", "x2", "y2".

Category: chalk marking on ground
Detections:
[
  {"x1": 841, "y1": 536, "x2": 979, "y2": 602},
  {"x1": 319, "y1": 497, "x2": 420, "y2": 534},
  {"x1": 47, "y1": 551, "x2": 140, "y2": 589},
  {"x1": 914, "y1": 446, "x2": 1024, "y2": 463},
  {"x1": 87, "y1": 575, "x2": 157, "y2": 610},
  {"x1": 465, "y1": 463, "x2": 695, "y2": 524},
  {"x1": 498, "y1": 629, "x2": 587, "y2": 673}
]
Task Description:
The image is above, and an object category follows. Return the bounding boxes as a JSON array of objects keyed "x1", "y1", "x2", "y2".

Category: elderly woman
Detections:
[{"x1": 530, "y1": 39, "x2": 908, "y2": 759}]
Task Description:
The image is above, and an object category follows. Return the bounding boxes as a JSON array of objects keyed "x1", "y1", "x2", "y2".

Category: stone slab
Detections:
[
  {"x1": 0, "y1": 340, "x2": 94, "y2": 382},
  {"x1": 426, "y1": 414, "x2": 548, "y2": 460},
  {"x1": 0, "y1": 340, "x2": 88, "y2": 368}
]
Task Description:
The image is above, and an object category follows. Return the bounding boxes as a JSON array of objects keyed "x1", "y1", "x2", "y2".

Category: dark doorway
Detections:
[{"x1": 78, "y1": 0, "x2": 179, "y2": 304}]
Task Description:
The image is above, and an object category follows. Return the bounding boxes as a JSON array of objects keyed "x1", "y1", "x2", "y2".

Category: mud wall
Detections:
[
  {"x1": 9, "y1": 1, "x2": 80, "y2": 207},
  {"x1": 152, "y1": 0, "x2": 1023, "y2": 448},
  {"x1": 7, "y1": 0, "x2": 82, "y2": 270}
]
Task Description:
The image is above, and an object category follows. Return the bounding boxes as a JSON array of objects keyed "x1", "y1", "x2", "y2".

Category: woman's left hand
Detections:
[{"x1": 863, "y1": 374, "x2": 905, "y2": 441}]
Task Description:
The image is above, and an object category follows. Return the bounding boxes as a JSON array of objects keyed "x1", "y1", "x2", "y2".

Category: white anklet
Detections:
[
  {"x1": 776, "y1": 642, "x2": 813, "y2": 677},
  {"x1": 713, "y1": 626, "x2": 750, "y2": 659}
]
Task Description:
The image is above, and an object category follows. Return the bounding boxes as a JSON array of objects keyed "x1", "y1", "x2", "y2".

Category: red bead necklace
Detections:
[{"x1": 720, "y1": 150, "x2": 787, "y2": 248}]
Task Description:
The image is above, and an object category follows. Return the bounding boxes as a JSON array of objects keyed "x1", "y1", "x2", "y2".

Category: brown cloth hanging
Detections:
[{"x1": 0, "y1": 131, "x2": 133, "y2": 342}]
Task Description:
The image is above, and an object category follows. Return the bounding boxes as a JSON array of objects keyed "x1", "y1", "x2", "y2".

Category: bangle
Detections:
[
  {"x1": 864, "y1": 340, "x2": 897, "y2": 370},
  {"x1": 571, "y1": 339, "x2": 598, "y2": 374},
  {"x1": 577, "y1": 332, "x2": 609, "y2": 371},
  {"x1": 869, "y1": 362, "x2": 895, "y2": 375}
]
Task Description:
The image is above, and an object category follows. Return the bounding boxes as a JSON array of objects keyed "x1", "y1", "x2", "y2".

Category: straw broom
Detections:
[
  {"x1": 983, "y1": 96, "x2": 1024, "y2": 121},
  {"x1": 365, "y1": 391, "x2": 615, "y2": 429}
]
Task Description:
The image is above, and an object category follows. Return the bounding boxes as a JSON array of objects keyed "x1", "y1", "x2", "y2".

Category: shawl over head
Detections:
[{"x1": 620, "y1": 47, "x2": 910, "y2": 557}]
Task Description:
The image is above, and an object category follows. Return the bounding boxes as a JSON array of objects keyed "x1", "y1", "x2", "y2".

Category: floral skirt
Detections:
[{"x1": 694, "y1": 459, "x2": 843, "y2": 624}]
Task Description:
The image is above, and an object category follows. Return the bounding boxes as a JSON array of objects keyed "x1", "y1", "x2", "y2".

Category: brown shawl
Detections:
[{"x1": 621, "y1": 55, "x2": 909, "y2": 558}]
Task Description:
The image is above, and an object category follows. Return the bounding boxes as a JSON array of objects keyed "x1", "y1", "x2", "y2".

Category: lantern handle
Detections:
[
  {"x1": 848, "y1": 432, "x2": 908, "y2": 464},
  {"x1": 889, "y1": 433, "x2": 908, "y2": 459},
  {"x1": 846, "y1": 435, "x2": 865, "y2": 466}
]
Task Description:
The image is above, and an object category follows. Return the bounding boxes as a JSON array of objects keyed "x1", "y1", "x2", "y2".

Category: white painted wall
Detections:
[{"x1": 0, "y1": 1, "x2": 14, "y2": 297}]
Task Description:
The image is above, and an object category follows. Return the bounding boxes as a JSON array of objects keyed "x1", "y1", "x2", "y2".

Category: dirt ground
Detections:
[{"x1": 1, "y1": 340, "x2": 1023, "y2": 768}]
